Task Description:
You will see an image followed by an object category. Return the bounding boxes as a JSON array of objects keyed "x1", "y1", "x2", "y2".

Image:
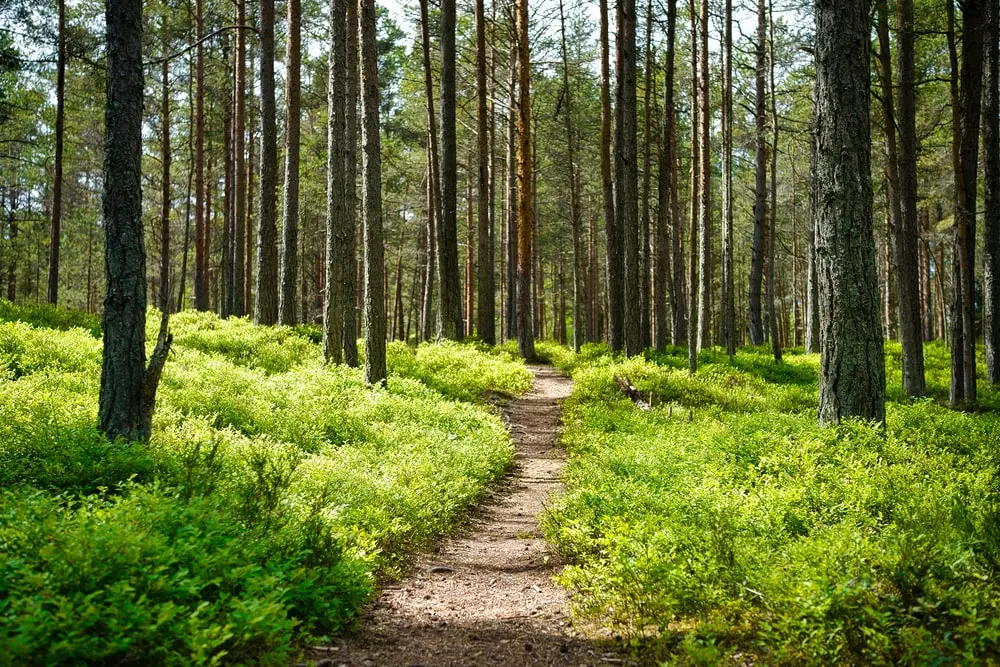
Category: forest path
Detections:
[{"x1": 311, "y1": 365, "x2": 629, "y2": 667}]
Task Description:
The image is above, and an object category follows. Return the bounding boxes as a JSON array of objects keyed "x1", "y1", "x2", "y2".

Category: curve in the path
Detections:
[{"x1": 312, "y1": 365, "x2": 628, "y2": 667}]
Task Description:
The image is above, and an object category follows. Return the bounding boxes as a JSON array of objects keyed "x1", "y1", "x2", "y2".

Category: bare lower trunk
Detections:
[
  {"x1": 359, "y1": 0, "x2": 386, "y2": 384},
  {"x1": 814, "y1": 0, "x2": 885, "y2": 426}
]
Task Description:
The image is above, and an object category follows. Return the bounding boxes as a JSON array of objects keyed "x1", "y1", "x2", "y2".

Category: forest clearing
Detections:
[{"x1": 3, "y1": 0, "x2": 1000, "y2": 661}]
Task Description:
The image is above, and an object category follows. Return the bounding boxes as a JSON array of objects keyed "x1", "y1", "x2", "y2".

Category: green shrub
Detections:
[
  {"x1": 0, "y1": 303, "x2": 529, "y2": 663},
  {"x1": 543, "y1": 342, "x2": 1000, "y2": 664}
]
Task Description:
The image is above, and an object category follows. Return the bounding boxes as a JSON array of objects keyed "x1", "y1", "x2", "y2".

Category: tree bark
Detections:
[
  {"x1": 323, "y1": 0, "x2": 347, "y2": 363},
  {"x1": 359, "y1": 0, "x2": 386, "y2": 384},
  {"x1": 254, "y1": 0, "x2": 278, "y2": 324},
  {"x1": 748, "y1": 0, "x2": 767, "y2": 346},
  {"x1": 232, "y1": 0, "x2": 247, "y2": 317},
  {"x1": 438, "y1": 0, "x2": 463, "y2": 339},
  {"x1": 159, "y1": 56, "x2": 172, "y2": 313},
  {"x1": 515, "y1": 0, "x2": 535, "y2": 360},
  {"x1": 279, "y1": 0, "x2": 301, "y2": 325},
  {"x1": 767, "y1": 1, "x2": 781, "y2": 362},
  {"x1": 696, "y1": 0, "x2": 711, "y2": 352},
  {"x1": 343, "y1": 0, "x2": 360, "y2": 365},
  {"x1": 600, "y1": 0, "x2": 622, "y2": 351},
  {"x1": 616, "y1": 0, "x2": 640, "y2": 356},
  {"x1": 194, "y1": 0, "x2": 209, "y2": 311},
  {"x1": 639, "y1": 0, "x2": 654, "y2": 351},
  {"x1": 721, "y1": 0, "x2": 735, "y2": 356},
  {"x1": 475, "y1": 0, "x2": 495, "y2": 344},
  {"x1": 947, "y1": 0, "x2": 984, "y2": 405},
  {"x1": 655, "y1": 0, "x2": 677, "y2": 351},
  {"x1": 814, "y1": 0, "x2": 885, "y2": 426},
  {"x1": 985, "y1": 0, "x2": 1000, "y2": 383},
  {"x1": 559, "y1": 0, "x2": 587, "y2": 350},
  {"x1": 99, "y1": 0, "x2": 171, "y2": 443},
  {"x1": 890, "y1": 0, "x2": 926, "y2": 395},
  {"x1": 47, "y1": 0, "x2": 65, "y2": 305},
  {"x1": 506, "y1": 41, "x2": 518, "y2": 342},
  {"x1": 687, "y1": 0, "x2": 699, "y2": 374}
]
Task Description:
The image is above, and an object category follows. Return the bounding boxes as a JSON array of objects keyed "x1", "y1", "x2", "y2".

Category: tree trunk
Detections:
[
  {"x1": 639, "y1": 0, "x2": 654, "y2": 351},
  {"x1": 323, "y1": 0, "x2": 348, "y2": 363},
  {"x1": 767, "y1": 1, "x2": 781, "y2": 362},
  {"x1": 159, "y1": 57, "x2": 172, "y2": 313},
  {"x1": 465, "y1": 160, "x2": 475, "y2": 336},
  {"x1": 359, "y1": 0, "x2": 387, "y2": 384},
  {"x1": 475, "y1": 0, "x2": 495, "y2": 344},
  {"x1": 616, "y1": 0, "x2": 640, "y2": 356},
  {"x1": 194, "y1": 0, "x2": 209, "y2": 311},
  {"x1": 600, "y1": 0, "x2": 622, "y2": 351},
  {"x1": 948, "y1": 0, "x2": 984, "y2": 405},
  {"x1": 438, "y1": 0, "x2": 463, "y2": 340},
  {"x1": 515, "y1": 0, "x2": 535, "y2": 360},
  {"x1": 47, "y1": 0, "x2": 65, "y2": 305},
  {"x1": 687, "y1": 0, "x2": 699, "y2": 373},
  {"x1": 559, "y1": 0, "x2": 587, "y2": 350},
  {"x1": 506, "y1": 42, "x2": 518, "y2": 341},
  {"x1": 232, "y1": 0, "x2": 247, "y2": 317},
  {"x1": 696, "y1": 0, "x2": 711, "y2": 352},
  {"x1": 343, "y1": 0, "x2": 360, "y2": 366},
  {"x1": 748, "y1": 0, "x2": 767, "y2": 346},
  {"x1": 653, "y1": 1, "x2": 676, "y2": 352},
  {"x1": 254, "y1": 0, "x2": 278, "y2": 325},
  {"x1": 889, "y1": 0, "x2": 926, "y2": 395},
  {"x1": 984, "y1": 0, "x2": 1000, "y2": 383},
  {"x1": 99, "y1": 0, "x2": 171, "y2": 443},
  {"x1": 721, "y1": 0, "x2": 735, "y2": 356},
  {"x1": 279, "y1": 0, "x2": 301, "y2": 325},
  {"x1": 814, "y1": 0, "x2": 885, "y2": 426}
]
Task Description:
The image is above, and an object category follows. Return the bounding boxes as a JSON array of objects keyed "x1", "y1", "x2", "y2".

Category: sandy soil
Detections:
[{"x1": 308, "y1": 365, "x2": 633, "y2": 667}]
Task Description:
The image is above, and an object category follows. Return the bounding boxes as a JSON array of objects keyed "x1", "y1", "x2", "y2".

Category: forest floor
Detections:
[{"x1": 310, "y1": 365, "x2": 632, "y2": 667}]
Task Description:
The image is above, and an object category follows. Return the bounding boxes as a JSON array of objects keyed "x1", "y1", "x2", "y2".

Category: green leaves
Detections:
[
  {"x1": 543, "y1": 343, "x2": 1000, "y2": 663},
  {"x1": 0, "y1": 303, "x2": 528, "y2": 663}
]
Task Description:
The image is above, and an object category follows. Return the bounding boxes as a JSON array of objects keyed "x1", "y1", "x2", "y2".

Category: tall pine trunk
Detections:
[
  {"x1": 985, "y1": 0, "x2": 1000, "y2": 382},
  {"x1": 515, "y1": 0, "x2": 535, "y2": 360},
  {"x1": 47, "y1": 0, "x2": 65, "y2": 305},
  {"x1": 600, "y1": 0, "x2": 622, "y2": 351},
  {"x1": 748, "y1": 0, "x2": 767, "y2": 346},
  {"x1": 475, "y1": 0, "x2": 495, "y2": 343},
  {"x1": 279, "y1": 0, "x2": 301, "y2": 325},
  {"x1": 890, "y1": 0, "x2": 926, "y2": 395},
  {"x1": 438, "y1": 0, "x2": 463, "y2": 339},
  {"x1": 359, "y1": 0, "x2": 386, "y2": 384},
  {"x1": 721, "y1": 0, "x2": 735, "y2": 356},
  {"x1": 99, "y1": 0, "x2": 171, "y2": 443},
  {"x1": 814, "y1": 0, "x2": 885, "y2": 425}
]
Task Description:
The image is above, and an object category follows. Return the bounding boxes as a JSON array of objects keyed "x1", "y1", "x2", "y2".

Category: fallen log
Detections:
[{"x1": 613, "y1": 375, "x2": 651, "y2": 410}]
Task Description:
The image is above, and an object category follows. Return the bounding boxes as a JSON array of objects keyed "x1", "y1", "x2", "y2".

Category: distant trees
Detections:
[{"x1": 9, "y1": 0, "x2": 1000, "y2": 421}]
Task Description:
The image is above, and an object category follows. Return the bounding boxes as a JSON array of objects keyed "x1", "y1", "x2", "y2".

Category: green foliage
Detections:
[
  {"x1": 542, "y1": 344, "x2": 1000, "y2": 664},
  {"x1": 0, "y1": 299, "x2": 102, "y2": 337},
  {"x1": 0, "y1": 304, "x2": 528, "y2": 664}
]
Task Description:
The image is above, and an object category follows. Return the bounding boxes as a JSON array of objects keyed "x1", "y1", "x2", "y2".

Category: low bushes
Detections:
[
  {"x1": 0, "y1": 307, "x2": 529, "y2": 664},
  {"x1": 542, "y1": 344, "x2": 1000, "y2": 664}
]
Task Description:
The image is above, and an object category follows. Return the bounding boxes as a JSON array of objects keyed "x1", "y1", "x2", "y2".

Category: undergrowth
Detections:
[
  {"x1": 541, "y1": 341, "x2": 1000, "y2": 665},
  {"x1": 0, "y1": 300, "x2": 531, "y2": 664}
]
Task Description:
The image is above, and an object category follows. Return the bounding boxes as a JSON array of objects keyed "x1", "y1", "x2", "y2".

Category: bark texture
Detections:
[
  {"x1": 360, "y1": 0, "x2": 387, "y2": 385},
  {"x1": 814, "y1": 0, "x2": 885, "y2": 426},
  {"x1": 99, "y1": 0, "x2": 171, "y2": 443},
  {"x1": 279, "y1": 0, "x2": 301, "y2": 325}
]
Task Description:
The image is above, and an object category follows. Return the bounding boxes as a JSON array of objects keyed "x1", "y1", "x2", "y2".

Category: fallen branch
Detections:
[{"x1": 613, "y1": 375, "x2": 651, "y2": 410}]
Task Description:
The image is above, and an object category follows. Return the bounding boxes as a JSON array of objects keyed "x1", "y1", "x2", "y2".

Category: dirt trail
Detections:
[{"x1": 313, "y1": 365, "x2": 629, "y2": 667}]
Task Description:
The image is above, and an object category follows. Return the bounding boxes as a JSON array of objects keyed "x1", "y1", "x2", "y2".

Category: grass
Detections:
[
  {"x1": 541, "y1": 342, "x2": 1000, "y2": 665},
  {"x1": 0, "y1": 301, "x2": 532, "y2": 665}
]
